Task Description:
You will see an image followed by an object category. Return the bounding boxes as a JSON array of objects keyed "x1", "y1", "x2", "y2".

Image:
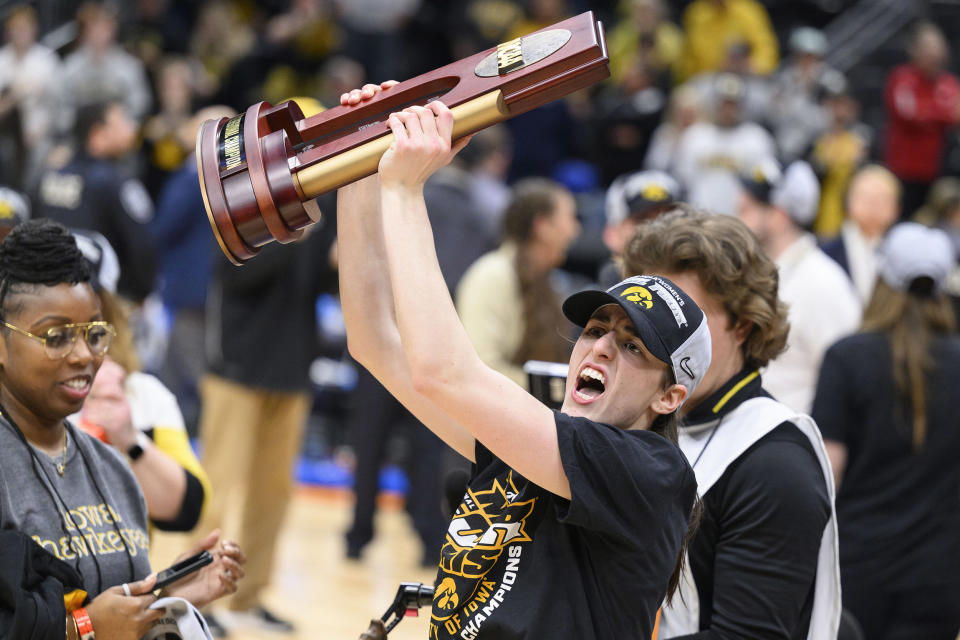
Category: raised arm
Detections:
[
  {"x1": 336, "y1": 84, "x2": 475, "y2": 461},
  {"x1": 376, "y1": 102, "x2": 570, "y2": 498}
]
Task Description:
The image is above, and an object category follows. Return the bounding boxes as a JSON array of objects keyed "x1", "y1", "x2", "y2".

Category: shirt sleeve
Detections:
[
  {"x1": 811, "y1": 341, "x2": 856, "y2": 444},
  {"x1": 126, "y1": 373, "x2": 210, "y2": 530},
  {"x1": 675, "y1": 424, "x2": 830, "y2": 640},
  {"x1": 553, "y1": 413, "x2": 696, "y2": 544}
]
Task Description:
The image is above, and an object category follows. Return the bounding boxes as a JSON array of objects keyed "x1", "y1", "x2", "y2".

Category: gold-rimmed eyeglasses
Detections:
[{"x1": 1, "y1": 321, "x2": 116, "y2": 360}]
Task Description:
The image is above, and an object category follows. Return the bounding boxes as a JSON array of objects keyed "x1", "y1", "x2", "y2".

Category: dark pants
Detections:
[{"x1": 345, "y1": 366, "x2": 447, "y2": 563}]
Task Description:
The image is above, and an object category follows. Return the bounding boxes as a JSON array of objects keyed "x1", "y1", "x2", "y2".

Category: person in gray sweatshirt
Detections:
[{"x1": 0, "y1": 219, "x2": 244, "y2": 639}]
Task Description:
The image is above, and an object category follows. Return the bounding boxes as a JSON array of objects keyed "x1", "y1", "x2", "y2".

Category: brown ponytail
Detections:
[
  {"x1": 861, "y1": 279, "x2": 956, "y2": 450},
  {"x1": 502, "y1": 178, "x2": 572, "y2": 366}
]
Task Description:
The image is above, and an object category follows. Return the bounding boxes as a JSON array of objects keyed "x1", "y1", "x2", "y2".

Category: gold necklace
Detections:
[{"x1": 55, "y1": 428, "x2": 68, "y2": 476}]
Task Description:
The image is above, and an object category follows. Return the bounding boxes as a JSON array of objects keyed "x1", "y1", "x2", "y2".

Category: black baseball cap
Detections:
[{"x1": 562, "y1": 275, "x2": 712, "y2": 398}]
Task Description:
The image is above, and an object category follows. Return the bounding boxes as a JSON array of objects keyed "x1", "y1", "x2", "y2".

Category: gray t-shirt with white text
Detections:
[{"x1": 0, "y1": 416, "x2": 151, "y2": 596}]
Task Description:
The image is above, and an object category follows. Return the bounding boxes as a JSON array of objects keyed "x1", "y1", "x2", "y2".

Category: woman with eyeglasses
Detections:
[{"x1": 0, "y1": 219, "x2": 244, "y2": 640}]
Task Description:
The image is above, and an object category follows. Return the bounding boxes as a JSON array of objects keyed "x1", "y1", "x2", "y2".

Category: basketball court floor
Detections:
[{"x1": 151, "y1": 488, "x2": 436, "y2": 639}]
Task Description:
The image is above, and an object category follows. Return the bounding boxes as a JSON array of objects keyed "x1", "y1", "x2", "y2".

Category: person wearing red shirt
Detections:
[{"x1": 884, "y1": 22, "x2": 960, "y2": 218}]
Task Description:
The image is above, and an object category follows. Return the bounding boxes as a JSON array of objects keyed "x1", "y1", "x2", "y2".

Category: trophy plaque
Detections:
[{"x1": 197, "y1": 11, "x2": 609, "y2": 264}]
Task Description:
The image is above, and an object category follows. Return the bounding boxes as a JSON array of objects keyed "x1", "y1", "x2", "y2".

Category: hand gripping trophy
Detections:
[{"x1": 196, "y1": 11, "x2": 609, "y2": 264}]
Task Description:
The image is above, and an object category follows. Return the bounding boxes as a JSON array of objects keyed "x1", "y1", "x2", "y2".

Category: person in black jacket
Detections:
[
  {"x1": 34, "y1": 99, "x2": 156, "y2": 303},
  {"x1": 194, "y1": 192, "x2": 337, "y2": 635},
  {"x1": 624, "y1": 208, "x2": 841, "y2": 639}
]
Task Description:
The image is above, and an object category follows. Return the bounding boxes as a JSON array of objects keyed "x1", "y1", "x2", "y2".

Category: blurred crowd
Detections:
[{"x1": 0, "y1": 0, "x2": 959, "y2": 637}]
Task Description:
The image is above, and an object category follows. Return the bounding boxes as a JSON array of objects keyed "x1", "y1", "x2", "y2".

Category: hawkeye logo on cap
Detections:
[
  {"x1": 640, "y1": 183, "x2": 670, "y2": 202},
  {"x1": 621, "y1": 286, "x2": 653, "y2": 309}
]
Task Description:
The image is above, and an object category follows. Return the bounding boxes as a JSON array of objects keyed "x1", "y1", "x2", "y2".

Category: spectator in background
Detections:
[
  {"x1": 913, "y1": 177, "x2": 960, "y2": 252},
  {"x1": 423, "y1": 141, "x2": 498, "y2": 290},
  {"x1": 0, "y1": 5, "x2": 62, "y2": 190},
  {"x1": 822, "y1": 164, "x2": 901, "y2": 304},
  {"x1": 34, "y1": 99, "x2": 156, "y2": 304},
  {"x1": 463, "y1": 124, "x2": 513, "y2": 242},
  {"x1": 738, "y1": 159, "x2": 860, "y2": 413},
  {"x1": 449, "y1": 0, "x2": 524, "y2": 60},
  {"x1": 677, "y1": 0, "x2": 779, "y2": 82},
  {"x1": 189, "y1": 1, "x2": 256, "y2": 95},
  {"x1": 606, "y1": 0, "x2": 682, "y2": 86},
  {"x1": 61, "y1": 2, "x2": 153, "y2": 123},
  {"x1": 912, "y1": 177, "x2": 960, "y2": 319},
  {"x1": 142, "y1": 57, "x2": 197, "y2": 199},
  {"x1": 809, "y1": 77, "x2": 872, "y2": 237},
  {"x1": 884, "y1": 21, "x2": 960, "y2": 218},
  {"x1": 457, "y1": 179, "x2": 579, "y2": 387},
  {"x1": 673, "y1": 73, "x2": 775, "y2": 216},
  {"x1": 813, "y1": 223, "x2": 960, "y2": 640},
  {"x1": 506, "y1": 0, "x2": 570, "y2": 41},
  {"x1": 125, "y1": 0, "x2": 194, "y2": 65},
  {"x1": 591, "y1": 55, "x2": 668, "y2": 185},
  {"x1": 687, "y1": 39, "x2": 772, "y2": 127},
  {"x1": 644, "y1": 84, "x2": 702, "y2": 174},
  {"x1": 598, "y1": 170, "x2": 679, "y2": 288},
  {"x1": 196, "y1": 194, "x2": 337, "y2": 635},
  {"x1": 506, "y1": 97, "x2": 580, "y2": 182},
  {"x1": 151, "y1": 105, "x2": 234, "y2": 438},
  {"x1": 256, "y1": 0, "x2": 342, "y2": 105},
  {"x1": 333, "y1": 0, "x2": 421, "y2": 81},
  {"x1": 770, "y1": 27, "x2": 844, "y2": 163}
]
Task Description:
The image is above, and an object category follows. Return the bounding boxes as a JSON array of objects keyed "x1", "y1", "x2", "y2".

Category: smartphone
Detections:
[
  {"x1": 523, "y1": 360, "x2": 569, "y2": 410},
  {"x1": 154, "y1": 550, "x2": 214, "y2": 591}
]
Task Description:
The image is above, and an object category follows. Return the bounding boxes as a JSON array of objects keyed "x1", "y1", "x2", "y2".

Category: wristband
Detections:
[
  {"x1": 72, "y1": 607, "x2": 95, "y2": 640},
  {"x1": 126, "y1": 432, "x2": 150, "y2": 462}
]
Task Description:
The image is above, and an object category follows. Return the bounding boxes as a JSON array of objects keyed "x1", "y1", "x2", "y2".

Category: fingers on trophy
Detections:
[{"x1": 196, "y1": 11, "x2": 609, "y2": 265}]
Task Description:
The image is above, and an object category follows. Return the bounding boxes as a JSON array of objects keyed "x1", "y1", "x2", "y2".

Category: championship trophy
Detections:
[{"x1": 197, "y1": 11, "x2": 609, "y2": 264}]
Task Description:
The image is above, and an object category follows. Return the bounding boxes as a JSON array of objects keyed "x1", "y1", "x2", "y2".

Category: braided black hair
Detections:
[{"x1": 0, "y1": 219, "x2": 92, "y2": 321}]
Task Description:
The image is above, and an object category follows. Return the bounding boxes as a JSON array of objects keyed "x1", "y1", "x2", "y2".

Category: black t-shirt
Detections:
[
  {"x1": 812, "y1": 331, "x2": 960, "y2": 588},
  {"x1": 675, "y1": 369, "x2": 831, "y2": 640},
  {"x1": 429, "y1": 411, "x2": 697, "y2": 640}
]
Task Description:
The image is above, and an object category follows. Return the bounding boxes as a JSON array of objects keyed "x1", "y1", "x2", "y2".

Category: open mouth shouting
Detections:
[{"x1": 573, "y1": 366, "x2": 606, "y2": 404}]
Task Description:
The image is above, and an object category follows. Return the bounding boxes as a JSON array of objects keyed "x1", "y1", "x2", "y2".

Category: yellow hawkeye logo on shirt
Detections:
[
  {"x1": 621, "y1": 286, "x2": 654, "y2": 309},
  {"x1": 432, "y1": 471, "x2": 535, "y2": 639}
]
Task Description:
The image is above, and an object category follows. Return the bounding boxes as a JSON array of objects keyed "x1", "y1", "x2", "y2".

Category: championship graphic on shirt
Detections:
[{"x1": 431, "y1": 470, "x2": 538, "y2": 640}]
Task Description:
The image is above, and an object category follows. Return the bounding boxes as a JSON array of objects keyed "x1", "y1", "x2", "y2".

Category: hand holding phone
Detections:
[{"x1": 154, "y1": 550, "x2": 214, "y2": 591}]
